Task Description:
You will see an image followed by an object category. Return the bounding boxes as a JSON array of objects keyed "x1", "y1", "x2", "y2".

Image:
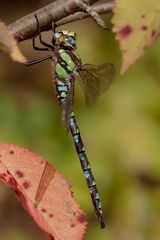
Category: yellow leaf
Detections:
[
  {"x1": 112, "y1": 0, "x2": 160, "y2": 74},
  {"x1": 0, "y1": 21, "x2": 26, "y2": 63}
]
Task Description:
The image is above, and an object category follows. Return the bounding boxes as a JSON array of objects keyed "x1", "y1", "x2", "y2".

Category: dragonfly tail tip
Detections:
[{"x1": 98, "y1": 214, "x2": 105, "y2": 229}]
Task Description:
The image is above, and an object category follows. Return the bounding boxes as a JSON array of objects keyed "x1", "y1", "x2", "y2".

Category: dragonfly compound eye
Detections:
[
  {"x1": 69, "y1": 36, "x2": 75, "y2": 45},
  {"x1": 67, "y1": 36, "x2": 76, "y2": 49}
]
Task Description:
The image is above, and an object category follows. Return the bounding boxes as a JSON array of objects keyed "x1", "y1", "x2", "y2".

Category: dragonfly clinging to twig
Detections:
[{"x1": 26, "y1": 14, "x2": 115, "y2": 228}]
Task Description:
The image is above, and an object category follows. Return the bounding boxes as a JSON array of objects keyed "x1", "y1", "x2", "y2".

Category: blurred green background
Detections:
[{"x1": 0, "y1": 1, "x2": 160, "y2": 240}]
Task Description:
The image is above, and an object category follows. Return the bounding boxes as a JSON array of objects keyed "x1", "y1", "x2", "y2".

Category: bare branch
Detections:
[
  {"x1": 8, "y1": 0, "x2": 114, "y2": 43},
  {"x1": 8, "y1": 0, "x2": 97, "y2": 42}
]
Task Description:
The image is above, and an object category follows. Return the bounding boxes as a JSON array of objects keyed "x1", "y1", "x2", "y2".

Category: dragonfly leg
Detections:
[
  {"x1": 35, "y1": 14, "x2": 54, "y2": 49},
  {"x1": 32, "y1": 38, "x2": 48, "y2": 51},
  {"x1": 25, "y1": 55, "x2": 51, "y2": 66},
  {"x1": 52, "y1": 21, "x2": 55, "y2": 33},
  {"x1": 51, "y1": 21, "x2": 57, "y2": 45}
]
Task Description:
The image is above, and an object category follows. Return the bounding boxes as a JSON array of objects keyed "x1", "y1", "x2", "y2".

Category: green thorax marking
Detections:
[
  {"x1": 55, "y1": 49, "x2": 80, "y2": 79},
  {"x1": 55, "y1": 63, "x2": 69, "y2": 78}
]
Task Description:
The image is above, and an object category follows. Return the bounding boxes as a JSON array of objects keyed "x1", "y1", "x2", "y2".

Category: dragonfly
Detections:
[{"x1": 26, "y1": 15, "x2": 115, "y2": 228}]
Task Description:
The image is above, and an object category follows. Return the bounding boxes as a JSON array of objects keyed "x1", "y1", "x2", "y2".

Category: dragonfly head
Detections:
[{"x1": 54, "y1": 30, "x2": 76, "y2": 49}]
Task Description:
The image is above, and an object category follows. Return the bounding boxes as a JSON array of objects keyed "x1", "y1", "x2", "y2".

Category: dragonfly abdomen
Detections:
[
  {"x1": 56, "y1": 82, "x2": 68, "y2": 105},
  {"x1": 69, "y1": 111, "x2": 105, "y2": 228},
  {"x1": 55, "y1": 81, "x2": 105, "y2": 227}
]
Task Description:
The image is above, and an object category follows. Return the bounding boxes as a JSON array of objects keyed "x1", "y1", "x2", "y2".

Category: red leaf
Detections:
[{"x1": 0, "y1": 143, "x2": 87, "y2": 240}]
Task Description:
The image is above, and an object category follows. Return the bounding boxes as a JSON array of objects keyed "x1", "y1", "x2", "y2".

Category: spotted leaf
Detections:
[
  {"x1": 0, "y1": 143, "x2": 87, "y2": 240},
  {"x1": 112, "y1": 0, "x2": 160, "y2": 74}
]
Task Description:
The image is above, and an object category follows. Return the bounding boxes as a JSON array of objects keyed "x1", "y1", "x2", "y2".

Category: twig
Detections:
[
  {"x1": 56, "y1": 2, "x2": 114, "y2": 27},
  {"x1": 75, "y1": 0, "x2": 108, "y2": 29},
  {"x1": 8, "y1": 0, "x2": 114, "y2": 43}
]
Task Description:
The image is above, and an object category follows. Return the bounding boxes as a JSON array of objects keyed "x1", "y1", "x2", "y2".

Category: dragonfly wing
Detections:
[{"x1": 78, "y1": 63, "x2": 115, "y2": 104}]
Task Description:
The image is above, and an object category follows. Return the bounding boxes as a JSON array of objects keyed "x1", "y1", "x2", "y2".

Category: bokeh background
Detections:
[{"x1": 0, "y1": 1, "x2": 160, "y2": 240}]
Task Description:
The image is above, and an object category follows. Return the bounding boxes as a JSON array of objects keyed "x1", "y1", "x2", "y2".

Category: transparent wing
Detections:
[{"x1": 78, "y1": 63, "x2": 115, "y2": 104}]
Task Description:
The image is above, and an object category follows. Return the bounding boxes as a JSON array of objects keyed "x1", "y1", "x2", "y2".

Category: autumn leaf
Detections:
[
  {"x1": 0, "y1": 21, "x2": 26, "y2": 63},
  {"x1": 112, "y1": 0, "x2": 160, "y2": 74},
  {"x1": 0, "y1": 143, "x2": 87, "y2": 240}
]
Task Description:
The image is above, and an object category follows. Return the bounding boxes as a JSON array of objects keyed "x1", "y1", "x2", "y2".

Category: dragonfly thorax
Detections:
[
  {"x1": 55, "y1": 49, "x2": 81, "y2": 79},
  {"x1": 54, "y1": 30, "x2": 76, "y2": 50}
]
